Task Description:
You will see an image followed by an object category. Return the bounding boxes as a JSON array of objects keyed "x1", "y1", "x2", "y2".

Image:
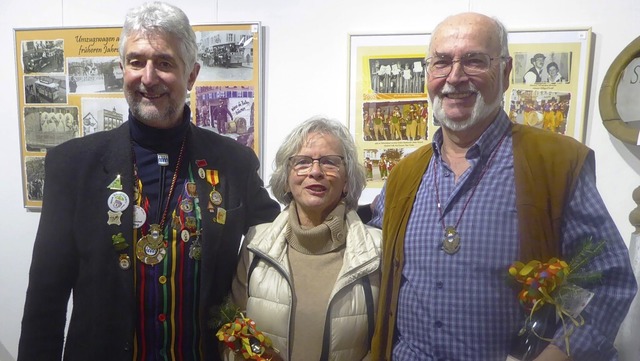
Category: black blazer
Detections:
[{"x1": 18, "y1": 122, "x2": 280, "y2": 361}]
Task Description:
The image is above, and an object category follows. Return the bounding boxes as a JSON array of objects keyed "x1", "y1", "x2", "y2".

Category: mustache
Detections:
[
  {"x1": 440, "y1": 82, "x2": 477, "y2": 94},
  {"x1": 135, "y1": 85, "x2": 169, "y2": 94}
]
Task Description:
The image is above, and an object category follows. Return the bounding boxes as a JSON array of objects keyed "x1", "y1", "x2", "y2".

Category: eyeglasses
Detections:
[
  {"x1": 288, "y1": 155, "x2": 344, "y2": 175},
  {"x1": 424, "y1": 53, "x2": 509, "y2": 78}
]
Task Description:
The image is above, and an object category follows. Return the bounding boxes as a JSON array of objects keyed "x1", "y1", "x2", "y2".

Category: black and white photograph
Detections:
[
  {"x1": 369, "y1": 57, "x2": 425, "y2": 94},
  {"x1": 24, "y1": 75, "x2": 67, "y2": 104},
  {"x1": 508, "y1": 89, "x2": 571, "y2": 134},
  {"x1": 23, "y1": 106, "x2": 80, "y2": 151},
  {"x1": 196, "y1": 30, "x2": 255, "y2": 81},
  {"x1": 67, "y1": 56, "x2": 123, "y2": 93},
  {"x1": 21, "y1": 39, "x2": 64, "y2": 74},
  {"x1": 195, "y1": 85, "x2": 256, "y2": 148},
  {"x1": 24, "y1": 156, "x2": 45, "y2": 202},
  {"x1": 512, "y1": 51, "x2": 571, "y2": 84},
  {"x1": 80, "y1": 97, "x2": 129, "y2": 135}
]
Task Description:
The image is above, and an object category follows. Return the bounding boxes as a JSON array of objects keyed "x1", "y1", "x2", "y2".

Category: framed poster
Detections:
[
  {"x1": 347, "y1": 33, "x2": 431, "y2": 193},
  {"x1": 14, "y1": 22, "x2": 264, "y2": 208},
  {"x1": 506, "y1": 28, "x2": 593, "y2": 143},
  {"x1": 348, "y1": 28, "x2": 593, "y2": 193}
]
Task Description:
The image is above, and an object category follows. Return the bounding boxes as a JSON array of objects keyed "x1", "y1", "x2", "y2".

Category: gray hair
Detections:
[
  {"x1": 269, "y1": 116, "x2": 366, "y2": 210},
  {"x1": 119, "y1": 1, "x2": 198, "y2": 76},
  {"x1": 493, "y1": 17, "x2": 510, "y2": 57}
]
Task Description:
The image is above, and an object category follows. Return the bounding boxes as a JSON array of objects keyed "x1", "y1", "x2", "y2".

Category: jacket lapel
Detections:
[{"x1": 100, "y1": 123, "x2": 136, "y2": 311}]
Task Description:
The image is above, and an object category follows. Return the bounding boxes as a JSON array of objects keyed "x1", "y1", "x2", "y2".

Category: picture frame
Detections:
[
  {"x1": 506, "y1": 28, "x2": 593, "y2": 143},
  {"x1": 348, "y1": 28, "x2": 593, "y2": 193},
  {"x1": 14, "y1": 22, "x2": 264, "y2": 209},
  {"x1": 347, "y1": 33, "x2": 431, "y2": 194}
]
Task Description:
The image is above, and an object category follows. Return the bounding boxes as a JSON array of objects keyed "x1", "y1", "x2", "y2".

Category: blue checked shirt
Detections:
[{"x1": 369, "y1": 111, "x2": 637, "y2": 361}]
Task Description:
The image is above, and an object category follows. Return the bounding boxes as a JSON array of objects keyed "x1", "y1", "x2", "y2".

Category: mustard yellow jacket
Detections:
[{"x1": 371, "y1": 123, "x2": 592, "y2": 360}]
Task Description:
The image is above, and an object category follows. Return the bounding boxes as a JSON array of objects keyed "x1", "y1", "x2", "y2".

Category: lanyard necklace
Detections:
[
  {"x1": 434, "y1": 128, "x2": 509, "y2": 255},
  {"x1": 134, "y1": 137, "x2": 187, "y2": 265}
]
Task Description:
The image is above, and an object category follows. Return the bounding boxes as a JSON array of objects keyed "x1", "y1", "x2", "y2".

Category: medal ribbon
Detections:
[
  {"x1": 184, "y1": 165, "x2": 203, "y2": 260},
  {"x1": 187, "y1": 165, "x2": 202, "y2": 227},
  {"x1": 174, "y1": 166, "x2": 202, "y2": 233},
  {"x1": 205, "y1": 169, "x2": 219, "y2": 187}
]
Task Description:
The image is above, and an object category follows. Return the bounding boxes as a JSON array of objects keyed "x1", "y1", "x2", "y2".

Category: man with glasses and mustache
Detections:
[
  {"x1": 368, "y1": 12, "x2": 636, "y2": 361},
  {"x1": 18, "y1": 2, "x2": 279, "y2": 361}
]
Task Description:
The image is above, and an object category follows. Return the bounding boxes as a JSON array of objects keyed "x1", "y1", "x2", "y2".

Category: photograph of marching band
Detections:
[
  {"x1": 196, "y1": 30, "x2": 255, "y2": 81},
  {"x1": 23, "y1": 106, "x2": 79, "y2": 152},
  {"x1": 362, "y1": 100, "x2": 429, "y2": 143},
  {"x1": 508, "y1": 89, "x2": 571, "y2": 135},
  {"x1": 66, "y1": 56, "x2": 123, "y2": 94}
]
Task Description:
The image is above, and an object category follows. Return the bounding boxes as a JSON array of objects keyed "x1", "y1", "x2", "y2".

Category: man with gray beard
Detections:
[{"x1": 367, "y1": 12, "x2": 636, "y2": 361}]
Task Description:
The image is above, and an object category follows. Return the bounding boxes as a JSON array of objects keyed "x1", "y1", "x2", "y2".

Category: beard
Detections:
[
  {"x1": 432, "y1": 80, "x2": 503, "y2": 132},
  {"x1": 124, "y1": 84, "x2": 183, "y2": 127}
]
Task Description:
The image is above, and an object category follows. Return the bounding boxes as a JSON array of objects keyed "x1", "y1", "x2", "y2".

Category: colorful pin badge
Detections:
[
  {"x1": 112, "y1": 232, "x2": 129, "y2": 251},
  {"x1": 133, "y1": 205, "x2": 147, "y2": 229},
  {"x1": 107, "y1": 210, "x2": 123, "y2": 225},
  {"x1": 108, "y1": 191, "x2": 130, "y2": 212},
  {"x1": 181, "y1": 229, "x2": 191, "y2": 242},
  {"x1": 180, "y1": 198, "x2": 194, "y2": 213},
  {"x1": 185, "y1": 182, "x2": 197, "y2": 197},
  {"x1": 189, "y1": 238, "x2": 202, "y2": 261},
  {"x1": 216, "y1": 207, "x2": 227, "y2": 225},
  {"x1": 171, "y1": 215, "x2": 182, "y2": 230},
  {"x1": 157, "y1": 153, "x2": 169, "y2": 166},
  {"x1": 107, "y1": 174, "x2": 123, "y2": 190},
  {"x1": 119, "y1": 254, "x2": 131, "y2": 270},
  {"x1": 209, "y1": 190, "x2": 223, "y2": 206},
  {"x1": 185, "y1": 216, "x2": 197, "y2": 230}
]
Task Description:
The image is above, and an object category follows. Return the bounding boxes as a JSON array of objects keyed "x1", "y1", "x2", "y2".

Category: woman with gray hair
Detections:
[{"x1": 228, "y1": 116, "x2": 382, "y2": 361}]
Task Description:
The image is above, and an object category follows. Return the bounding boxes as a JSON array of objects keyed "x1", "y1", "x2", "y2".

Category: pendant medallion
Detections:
[{"x1": 442, "y1": 226, "x2": 461, "y2": 255}]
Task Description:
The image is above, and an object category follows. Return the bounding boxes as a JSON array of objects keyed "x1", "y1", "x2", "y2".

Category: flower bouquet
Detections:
[
  {"x1": 214, "y1": 300, "x2": 275, "y2": 361},
  {"x1": 506, "y1": 238, "x2": 605, "y2": 361}
]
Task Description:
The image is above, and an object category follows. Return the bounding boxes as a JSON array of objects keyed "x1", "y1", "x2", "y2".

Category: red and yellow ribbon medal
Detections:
[{"x1": 206, "y1": 169, "x2": 226, "y2": 224}]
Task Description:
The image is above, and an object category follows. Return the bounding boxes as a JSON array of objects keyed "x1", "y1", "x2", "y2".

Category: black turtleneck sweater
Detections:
[{"x1": 129, "y1": 109, "x2": 190, "y2": 225}]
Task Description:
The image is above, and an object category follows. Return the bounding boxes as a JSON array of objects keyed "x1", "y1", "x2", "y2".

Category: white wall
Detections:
[{"x1": 2, "y1": 0, "x2": 639, "y2": 359}]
